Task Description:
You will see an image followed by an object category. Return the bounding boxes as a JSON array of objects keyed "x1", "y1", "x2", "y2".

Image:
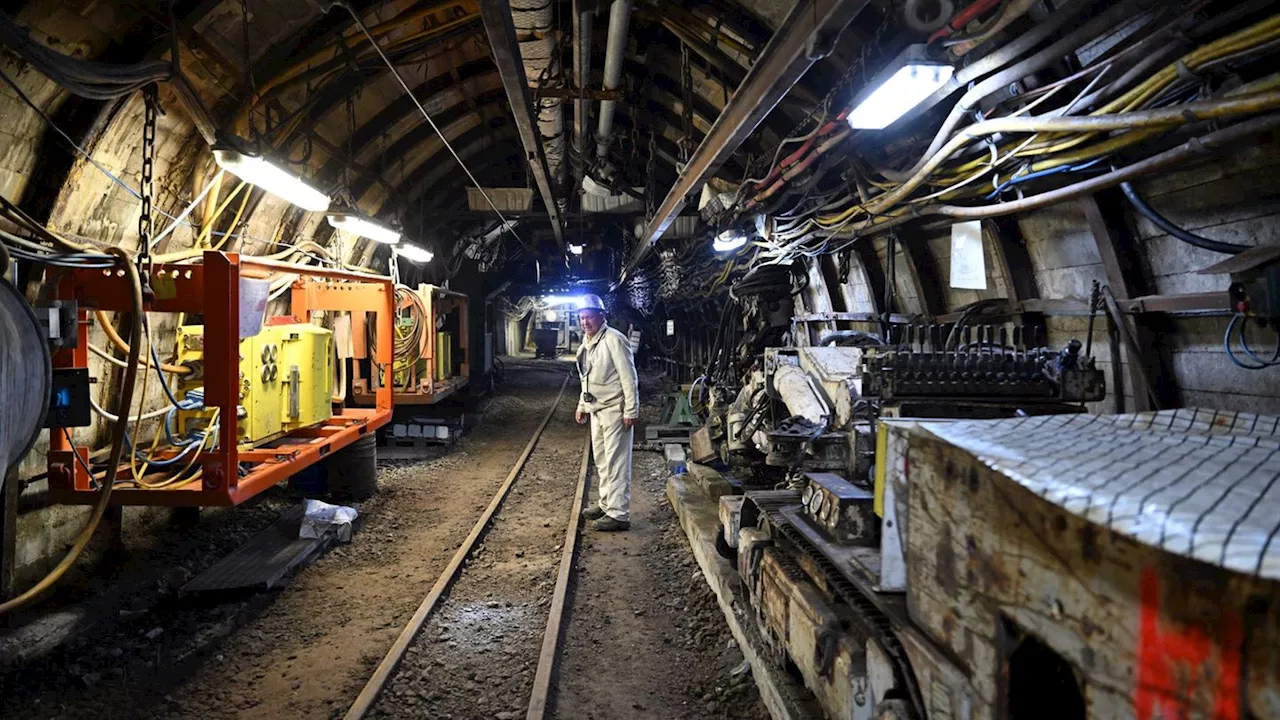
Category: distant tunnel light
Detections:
[
  {"x1": 847, "y1": 47, "x2": 954, "y2": 131},
  {"x1": 395, "y1": 244, "x2": 434, "y2": 263},
  {"x1": 327, "y1": 213, "x2": 401, "y2": 245},
  {"x1": 213, "y1": 149, "x2": 331, "y2": 212},
  {"x1": 542, "y1": 295, "x2": 586, "y2": 308},
  {"x1": 568, "y1": 243, "x2": 584, "y2": 256},
  {"x1": 713, "y1": 230, "x2": 747, "y2": 253}
]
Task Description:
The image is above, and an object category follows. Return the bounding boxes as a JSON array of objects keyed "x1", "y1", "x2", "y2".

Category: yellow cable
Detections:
[{"x1": 0, "y1": 249, "x2": 142, "y2": 615}]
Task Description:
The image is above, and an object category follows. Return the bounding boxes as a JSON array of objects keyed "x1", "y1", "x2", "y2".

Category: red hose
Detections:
[{"x1": 930, "y1": 0, "x2": 1004, "y2": 42}]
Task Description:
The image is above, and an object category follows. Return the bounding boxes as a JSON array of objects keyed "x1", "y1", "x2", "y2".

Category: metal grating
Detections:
[
  {"x1": 181, "y1": 504, "x2": 339, "y2": 595},
  {"x1": 921, "y1": 408, "x2": 1280, "y2": 580}
]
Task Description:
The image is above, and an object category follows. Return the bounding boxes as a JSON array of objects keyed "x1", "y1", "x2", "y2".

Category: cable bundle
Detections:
[
  {"x1": 0, "y1": 10, "x2": 171, "y2": 99},
  {"x1": 706, "y1": 4, "x2": 1280, "y2": 268}
]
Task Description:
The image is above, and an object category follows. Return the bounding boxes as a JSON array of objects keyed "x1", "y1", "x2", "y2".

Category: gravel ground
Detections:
[
  {"x1": 0, "y1": 365, "x2": 765, "y2": 720},
  {"x1": 553, "y1": 451, "x2": 767, "y2": 720},
  {"x1": 370, "y1": 396, "x2": 583, "y2": 720}
]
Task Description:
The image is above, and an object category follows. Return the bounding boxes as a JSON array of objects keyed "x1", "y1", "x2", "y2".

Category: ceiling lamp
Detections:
[
  {"x1": 327, "y1": 212, "x2": 401, "y2": 245},
  {"x1": 568, "y1": 243, "x2": 584, "y2": 256},
  {"x1": 847, "y1": 45, "x2": 954, "y2": 131},
  {"x1": 394, "y1": 244, "x2": 434, "y2": 263},
  {"x1": 713, "y1": 230, "x2": 747, "y2": 253},
  {"x1": 213, "y1": 148, "x2": 330, "y2": 212}
]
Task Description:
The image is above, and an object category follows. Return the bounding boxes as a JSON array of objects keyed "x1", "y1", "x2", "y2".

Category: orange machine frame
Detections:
[
  {"x1": 352, "y1": 283, "x2": 469, "y2": 406},
  {"x1": 45, "y1": 251, "x2": 394, "y2": 507}
]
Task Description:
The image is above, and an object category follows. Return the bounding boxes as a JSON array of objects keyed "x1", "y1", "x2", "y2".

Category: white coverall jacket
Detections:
[{"x1": 576, "y1": 323, "x2": 639, "y2": 521}]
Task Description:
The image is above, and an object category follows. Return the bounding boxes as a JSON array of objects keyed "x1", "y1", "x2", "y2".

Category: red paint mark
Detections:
[{"x1": 1135, "y1": 568, "x2": 1243, "y2": 720}]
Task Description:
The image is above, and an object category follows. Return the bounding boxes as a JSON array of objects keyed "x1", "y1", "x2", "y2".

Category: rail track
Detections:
[{"x1": 344, "y1": 372, "x2": 591, "y2": 720}]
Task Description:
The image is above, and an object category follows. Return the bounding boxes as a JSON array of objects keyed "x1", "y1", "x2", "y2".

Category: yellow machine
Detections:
[{"x1": 176, "y1": 323, "x2": 334, "y2": 447}]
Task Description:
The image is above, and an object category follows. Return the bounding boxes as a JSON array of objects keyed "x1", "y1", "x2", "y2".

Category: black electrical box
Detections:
[{"x1": 43, "y1": 368, "x2": 92, "y2": 428}]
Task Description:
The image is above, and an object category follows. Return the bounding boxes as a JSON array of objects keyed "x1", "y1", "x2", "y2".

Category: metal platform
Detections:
[{"x1": 180, "y1": 504, "x2": 348, "y2": 595}]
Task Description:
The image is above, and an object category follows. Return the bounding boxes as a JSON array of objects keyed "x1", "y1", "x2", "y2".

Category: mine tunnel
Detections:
[{"x1": 1, "y1": 0, "x2": 1278, "y2": 718}]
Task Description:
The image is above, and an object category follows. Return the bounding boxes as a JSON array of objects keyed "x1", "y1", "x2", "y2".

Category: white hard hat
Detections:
[{"x1": 578, "y1": 294, "x2": 606, "y2": 312}]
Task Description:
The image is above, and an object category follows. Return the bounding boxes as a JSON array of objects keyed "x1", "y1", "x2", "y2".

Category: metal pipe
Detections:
[
  {"x1": 574, "y1": 5, "x2": 593, "y2": 181},
  {"x1": 595, "y1": 0, "x2": 633, "y2": 163}
]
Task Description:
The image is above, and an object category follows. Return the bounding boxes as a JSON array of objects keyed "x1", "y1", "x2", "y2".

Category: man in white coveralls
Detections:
[{"x1": 573, "y1": 294, "x2": 639, "y2": 531}]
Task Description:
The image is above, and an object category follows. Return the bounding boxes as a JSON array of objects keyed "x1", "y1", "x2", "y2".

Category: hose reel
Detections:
[{"x1": 0, "y1": 276, "x2": 51, "y2": 486}]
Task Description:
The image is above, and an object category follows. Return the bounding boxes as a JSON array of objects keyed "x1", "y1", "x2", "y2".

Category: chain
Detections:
[
  {"x1": 679, "y1": 44, "x2": 694, "y2": 163},
  {"x1": 137, "y1": 84, "x2": 159, "y2": 286},
  {"x1": 646, "y1": 132, "x2": 657, "y2": 217}
]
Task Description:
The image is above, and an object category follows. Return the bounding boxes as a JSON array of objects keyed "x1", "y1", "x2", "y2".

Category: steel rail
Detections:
[
  {"x1": 343, "y1": 374, "x2": 571, "y2": 719},
  {"x1": 525, "y1": 434, "x2": 592, "y2": 720}
]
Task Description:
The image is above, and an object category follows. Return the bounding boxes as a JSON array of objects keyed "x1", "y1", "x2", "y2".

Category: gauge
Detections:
[
  {"x1": 808, "y1": 489, "x2": 825, "y2": 517},
  {"x1": 801, "y1": 485, "x2": 814, "y2": 506}
]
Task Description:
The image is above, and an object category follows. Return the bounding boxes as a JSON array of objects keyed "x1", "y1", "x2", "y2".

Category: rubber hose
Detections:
[
  {"x1": 94, "y1": 310, "x2": 191, "y2": 375},
  {"x1": 819, "y1": 330, "x2": 885, "y2": 347},
  {"x1": 0, "y1": 249, "x2": 142, "y2": 615},
  {"x1": 1119, "y1": 182, "x2": 1247, "y2": 255}
]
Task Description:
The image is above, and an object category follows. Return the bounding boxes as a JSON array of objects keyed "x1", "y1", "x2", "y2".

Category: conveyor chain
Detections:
[{"x1": 772, "y1": 516, "x2": 926, "y2": 719}]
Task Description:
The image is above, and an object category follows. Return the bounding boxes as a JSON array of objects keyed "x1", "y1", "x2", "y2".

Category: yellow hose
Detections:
[
  {"x1": 818, "y1": 90, "x2": 1280, "y2": 226},
  {"x1": 0, "y1": 248, "x2": 142, "y2": 615},
  {"x1": 94, "y1": 310, "x2": 190, "y2": 375}
]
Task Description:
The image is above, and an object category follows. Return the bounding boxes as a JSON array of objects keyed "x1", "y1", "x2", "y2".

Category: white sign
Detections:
[{"x1": 950, "y1": 221, "x2": 988, "y2": 290}]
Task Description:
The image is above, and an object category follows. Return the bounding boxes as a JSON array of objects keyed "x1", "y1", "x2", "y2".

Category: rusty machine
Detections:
[{"x1": 696, "y1": 316, "x2": 1280, "y2": 719}]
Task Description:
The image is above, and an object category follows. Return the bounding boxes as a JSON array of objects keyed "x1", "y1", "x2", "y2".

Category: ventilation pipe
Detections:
[
  {"x1": 513, "y1": 0, "x2": 566, "y2": 182},
  {"x1": 594, "y1": 0, "x2": 632, "y2": 165},
  {"x1": 573, "y1": 6, "x2": 593, "y2": 184}
]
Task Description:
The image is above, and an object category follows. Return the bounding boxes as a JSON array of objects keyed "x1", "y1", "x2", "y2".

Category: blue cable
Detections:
[
  {"x1": 984, "y1": 157, "x2": 1107, "y2": 200},
  {"x1": 124, "y1": 428, "x2": 207, "y2": 466},
  {"x1": 1226, "y1": 313, "x2": 1280, "y2": 369},
  {"x1": 148, "y1": 338, "x2": 201, "y2": 410}
]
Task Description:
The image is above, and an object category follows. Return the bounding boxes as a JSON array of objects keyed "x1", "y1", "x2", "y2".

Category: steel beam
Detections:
[
  {"x1": 477, "y1": 0, "x2": 565, "y2": 249},
  {"x1": 622, "y1": 0, "x2": 867, "y2": 279}
]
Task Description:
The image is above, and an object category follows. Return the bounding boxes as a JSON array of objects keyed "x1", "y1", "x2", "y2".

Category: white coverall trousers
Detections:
[{"x1": 590, "y1": 403, "x2": 633, "y2": 522}]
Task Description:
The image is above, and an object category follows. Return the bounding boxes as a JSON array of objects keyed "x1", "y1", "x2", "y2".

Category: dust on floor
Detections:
[
  {"x1": 0, "y1": 367, "x2": 765, "y2": 720},
  {"x1": 553, "y1": 450, "x2": 768, "y2": 720}
]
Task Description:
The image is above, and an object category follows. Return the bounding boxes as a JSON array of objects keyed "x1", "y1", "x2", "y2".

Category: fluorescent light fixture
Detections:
[
  {"x1": 542, "y1": 295, "x2": 586, "y2": 308},
  {"x1": 713, "y1": 230, "x2": 747, "y2": 253},
  {"x1": 847, "y1": 45, "x2": 954, "y2": 131},
  {"x1": 544, "y1": 310, "x2": 558, "y2": 322},
  {"x1": 666, "y1": 319, "x2": 675, "y2": 336},
  {"x1": 213, "y1": 149, "x2": 330, "y2": 212},
  {"x1": 568, "y1": 243, "x2": 584, "y2": 256},
  {"x1": 327, "y1": 213, "x2": 401, "y2": 245},
  {"x1": 394, "y1": 244, "x2": 434, "y2": 263}
]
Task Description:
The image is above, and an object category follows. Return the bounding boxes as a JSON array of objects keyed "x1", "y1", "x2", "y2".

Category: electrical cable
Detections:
[
  {"x1": 1120, "y1": 182, "x2": 1248, "y2": 255},
  {"x1": 1225, "y1": 314, "x2": 1280, "y2": 370},
  {"x1": 0, "y1": 248, "x2": 141, "y2": 616}
]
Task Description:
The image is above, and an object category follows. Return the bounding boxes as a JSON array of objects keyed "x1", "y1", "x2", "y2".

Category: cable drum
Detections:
[{"x1": 0, "y1": 277, "x2": 50, "y2": 483}]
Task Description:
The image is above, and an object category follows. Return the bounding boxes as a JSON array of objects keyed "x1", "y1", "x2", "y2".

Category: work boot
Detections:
[
  {"x1": 583, "y1": 505, "x2": 606, "y2": 521},
  {"x1": 593, "y1": 516, "x2": 630, "y2": 532}
]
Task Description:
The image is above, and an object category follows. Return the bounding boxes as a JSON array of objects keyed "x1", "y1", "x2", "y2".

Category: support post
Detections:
[
  {"x1": 477, "y1": 0, "x2": 566, "y2": 250},
  {"x1": 1, "y1": 469, "x2": 16, "y2": 599},
  {"x1": 623, "y1": 0, "x2": 869, "y2": 278},
  {"x1": 1080, "y1": 193, "x2": 1169, "y2": 411}
]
